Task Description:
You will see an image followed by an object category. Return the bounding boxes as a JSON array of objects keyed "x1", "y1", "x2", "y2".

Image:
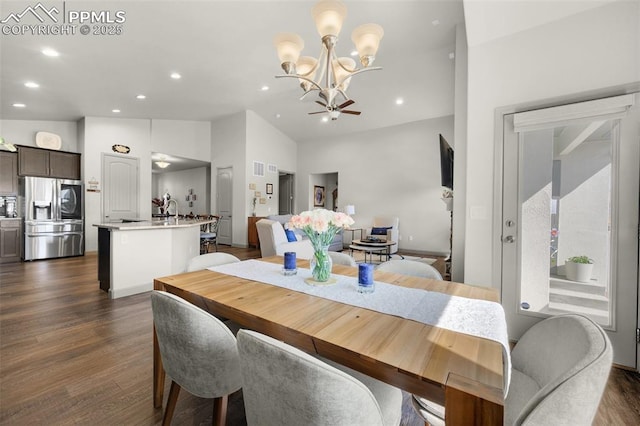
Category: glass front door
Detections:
[
  {"x1": 501, "y1": 94, "x2": 639, "y2": 368},
  {"x1": 517, "y1": 122, "x2": 613, "y2": 325}
]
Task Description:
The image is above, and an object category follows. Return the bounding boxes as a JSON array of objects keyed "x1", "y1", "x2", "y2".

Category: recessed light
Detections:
[
  {"x1": 170, "y1": 72, "x2": 181, "y2": 79},
  {"x1": 431, "y1": 19, "x2": 440, "y2": 26},
  {"x1": 395, "y1": 98, "x2": 404, "y2": 105},
  {"x1": 321, "y1": 116, "x2": 329, "y2": 122},
  {"x1": 112, "y1": 109, "x2": 121, "y2": 113},
  {"x1": 350, "y1": 50, "x2": 358, "y2": 57},
  {"x1": 13, "y1": 103, "x2": 26, "y2": 108},
  {"x1": 275, "y1": 113, "x2": 281, "y2": 119},
  {"x1": 449, "y1": 52, "x2": 455, "y2": 60},
  {"x1": 25, "y1": 82, "x2": 39, "y2": 88},
  {"x1": 136, "y1": 94, "x2": 146, "y2": 99},
  {"x1": 261, "y1": 85, "x2": 269, "y2": 91},
  {"x1": 42, "y1": 48, "x2": 59, "y2": 57}
]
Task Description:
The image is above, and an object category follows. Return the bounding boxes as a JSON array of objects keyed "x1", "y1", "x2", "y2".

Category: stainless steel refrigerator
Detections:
[{"x1": 21, "y1": 177, "x2": 84, "y2": 260}]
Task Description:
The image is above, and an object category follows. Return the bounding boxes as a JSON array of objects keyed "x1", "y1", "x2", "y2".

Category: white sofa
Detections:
[
  {"x1": 256, "y1": 219, "x2": 314, "y2": 260},
  {"x1": 364, "y1": 216, "x2": 399, "y2": 255},
  {"x1": 267, "y1": 214, "x2": 343, "y2": 252}
]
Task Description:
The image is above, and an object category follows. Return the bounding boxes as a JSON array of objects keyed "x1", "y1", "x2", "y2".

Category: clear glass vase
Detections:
[{"x1": 310, "y1": 244, "x2": 333, "y2": 282}]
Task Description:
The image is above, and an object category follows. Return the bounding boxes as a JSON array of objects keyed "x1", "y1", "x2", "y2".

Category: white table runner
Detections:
[{"x1": 209, "y1": 259, "x2": 511, "y2": 394}]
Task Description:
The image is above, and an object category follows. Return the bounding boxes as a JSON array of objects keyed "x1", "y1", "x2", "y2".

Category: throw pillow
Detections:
[
  {"x1": 284, "y1": 229, "x2": 298, "y2": 242},
  {"x1": 371, "y1": 226, "x2": 392, "y2": 235}
]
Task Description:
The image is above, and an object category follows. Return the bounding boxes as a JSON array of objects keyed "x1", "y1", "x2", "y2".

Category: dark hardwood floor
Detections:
[{"x1": 1, "y1": 248, "x2": 638, "y2": 425}]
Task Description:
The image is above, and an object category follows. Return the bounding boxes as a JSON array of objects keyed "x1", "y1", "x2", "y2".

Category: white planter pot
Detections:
[{"x1": 565, "y1": 261, "x2": 593, "y2": 283}]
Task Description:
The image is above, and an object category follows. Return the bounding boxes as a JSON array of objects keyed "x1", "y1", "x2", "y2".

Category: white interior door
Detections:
[
  {"x1": 103, "y1": 154, "x2": 139, "y2": 222},
  {"x1": 501, "y1": 94, "x2": 639, "y2": 369},
  {"x1": 216, "y1": 167, "x2": 232, "y2": 246}
]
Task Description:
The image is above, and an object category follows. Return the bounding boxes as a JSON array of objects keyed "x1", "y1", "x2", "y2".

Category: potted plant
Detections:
[{"x1": 565, "y1": 256, "x2": 594, "y2": 283}]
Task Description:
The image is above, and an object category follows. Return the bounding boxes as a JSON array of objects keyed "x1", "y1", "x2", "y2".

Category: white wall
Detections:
[
  {"x1": 326, "y1": 172, "x2": 339, "y2": 211},
  {"x1": 154, "y1": 167, "x2": 210, "y2": 216},
  {"x1": 246, "y1": 110, "x2": 298, "y2": 220},
  {"x1": 150, "y1": 119, "x2": 212, "y2": 216},
  {"x1": 211, "y1": 112, "x2": 247, "y2": 246},
  {"x1": 151, "y1": 119, "x2": 211, "y2": 160},
  {"x1": 82, "y1": 117, "x2": 152, "y2": 251},
  {"x1": 520, "y1": 129, "x2": 554, "y2": 311},
  {"x1": 556, "y1": 140, "x2": 612, "y2": 283},
  {"x1": 0, "y1": 120, "x2": 79, "y2": 152},
  {"x1": 309, "y1": 173, "x2": 337, "y2": 211},
  {"x1": 464, "y1": 1, "x2": 640, "y2": 286},
  {"x1": 298, "y1": 116, "x2": 454, "y2": 255},
  {"x1": 452, "y1": 23, "x2": 468, "y2": 281}
]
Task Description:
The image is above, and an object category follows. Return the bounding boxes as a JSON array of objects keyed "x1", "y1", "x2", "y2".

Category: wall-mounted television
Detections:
[{"x1": 439, "y1": 134, "x2": 454, "y2": 190}]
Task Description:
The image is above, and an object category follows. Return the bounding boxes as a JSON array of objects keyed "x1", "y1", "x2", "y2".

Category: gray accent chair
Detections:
[
  {"x1": 186, "y1": 252, "x2": 241, "y2": 272},
  {"x1": 328, "y1": 250, "x2": 357, "y2": 267},
  {"x1": 236, "y1": 329, "x2": 403, "y2": 426},
  {"x1": 376, "y1": 259, "x2": 442, "y2": 280},
  {"x1": 150, "y1": 291, "x2": 242, "y2": 425},
  {"x1": 411, "y1": 314, "x2": 612, "y2": 426}
]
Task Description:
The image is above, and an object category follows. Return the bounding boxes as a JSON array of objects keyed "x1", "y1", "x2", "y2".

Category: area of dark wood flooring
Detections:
[{"x1": 0, "y1": 247, "x2": 638, "y2": 425}]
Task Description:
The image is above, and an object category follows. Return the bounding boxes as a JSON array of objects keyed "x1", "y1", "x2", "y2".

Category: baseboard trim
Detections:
[{"x1": 110, "y1": 283, "x2": 152, "y2": 299}]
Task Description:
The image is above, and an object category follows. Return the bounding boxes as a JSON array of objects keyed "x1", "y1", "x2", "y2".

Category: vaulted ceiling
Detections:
[{"x1": 0, "y1": 1, "x2": 463, "y2": 142}]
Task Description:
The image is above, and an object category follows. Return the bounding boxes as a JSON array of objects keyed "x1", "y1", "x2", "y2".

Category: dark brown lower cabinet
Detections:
[{"x1": 0, "y1": 219, "x2": 22, "y2": 263}]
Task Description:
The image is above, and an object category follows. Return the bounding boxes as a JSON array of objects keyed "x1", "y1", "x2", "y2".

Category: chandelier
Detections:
[
  {"x1": 154, "y1": 155, "x2": 171, "y2": 169},
  {"x1": 274, "y1": 0, "x2": 384, "y2": 120}
]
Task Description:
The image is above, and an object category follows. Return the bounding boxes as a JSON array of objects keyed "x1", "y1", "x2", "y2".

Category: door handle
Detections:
[{"x1": 502, "y1": 235, "x2": 515, "y2": 243}]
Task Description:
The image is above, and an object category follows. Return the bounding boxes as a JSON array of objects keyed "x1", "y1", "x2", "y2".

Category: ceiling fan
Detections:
[{"x1": 308, "y1": 99, "x2": 361, "y2": 121}]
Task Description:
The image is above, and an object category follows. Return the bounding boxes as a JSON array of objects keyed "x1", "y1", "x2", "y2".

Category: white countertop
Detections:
[{"x1": 93, "y1": 217, "x2": 214, "y2": 231}]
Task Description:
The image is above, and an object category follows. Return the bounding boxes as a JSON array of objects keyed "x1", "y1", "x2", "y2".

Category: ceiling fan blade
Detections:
[
  {"x1": 315, "y1": 100, "x2": 327, "y2": 108},
  {"x1": 338, "y1": 99, "x2": 354, "y2": 109},
  {"x1": 308, "y1": 111, "x2": 327, "y2": 115},
  {"x1": 341, "y1": 110, "x2": 361, "y2": 115}
]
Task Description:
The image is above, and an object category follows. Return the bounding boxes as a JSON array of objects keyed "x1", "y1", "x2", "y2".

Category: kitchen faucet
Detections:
[{"x1": 166, "y1": 199, "x2": 178, "y2": 218}]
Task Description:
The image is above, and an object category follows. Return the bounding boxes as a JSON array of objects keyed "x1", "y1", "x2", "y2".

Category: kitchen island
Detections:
[{"x1": 94, "y1": 217, "x2": 213, "y2": 299}]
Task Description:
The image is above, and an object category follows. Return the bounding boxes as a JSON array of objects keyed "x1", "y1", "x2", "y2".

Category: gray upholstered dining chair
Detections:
[
  {"x1": 186, "y1": 252, "x2": 241, "y2": 272},
  {"x1": 411, "y1": 314, "x2": 612, "y2": 426},
  {"x1": 150, "y1": 291, "x2": 242, "y2": 426},
  {"x1": 236, "y1": 329, "x2": 403, "y2": 426},
  {"x1": 184, "y1": 253, "x2": 242, "y2": 334},
  {"x1": 376, "y1": 259, "x2": 443, "y2": 280},
  {"x1": 328, "y1": 250, "x2": 357, "y2": 267}
]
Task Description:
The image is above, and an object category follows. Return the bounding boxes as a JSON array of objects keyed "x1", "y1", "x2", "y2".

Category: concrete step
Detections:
[
  {"x1": 543, "y1": 303, "x2": 610, "y2": 325},
  {"x1": 549, "y1": 287, "x2": 609, "y2": 311},
  {"x1": 549, "y1": 277, "x2": 607, "y2": 297}
]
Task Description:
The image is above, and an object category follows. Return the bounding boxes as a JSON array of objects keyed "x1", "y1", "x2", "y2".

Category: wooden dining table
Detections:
[{"x1": 153, "y1": 256, "x2": 506, "y2": 425}]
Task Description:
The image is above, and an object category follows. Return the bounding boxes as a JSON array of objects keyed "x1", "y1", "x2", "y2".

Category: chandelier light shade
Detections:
[
  {"x1": 296, "y1": 56, "x2": 319, "y2": 91},
  {"x1": 351, "y1": 23, "x2": 384, "y2": 67},
  {"x1": 274, "y1": 0, "x2": 383, "y2": 120},
  {"x1": 274, "y1": 33, "x2": 305, "y2": 74},
  {"x1": 311, "y1": 0, "x2": 347, "y2": 37},
  {"x1": 332, "y1": 57, "x2": 356, "y2": 91}
]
